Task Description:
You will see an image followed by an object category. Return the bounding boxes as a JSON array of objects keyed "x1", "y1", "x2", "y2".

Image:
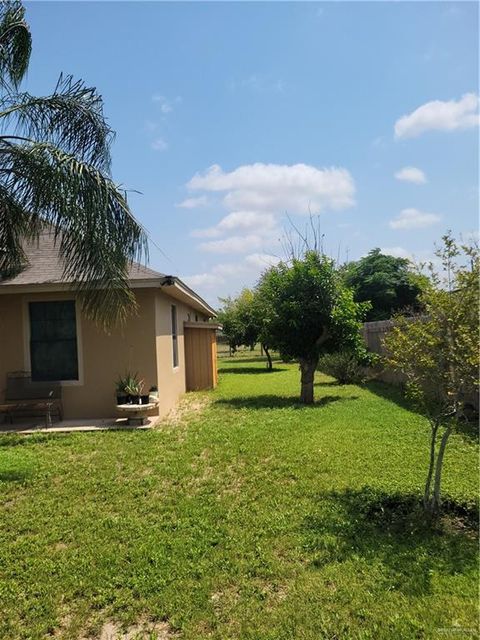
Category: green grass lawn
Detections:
[{"x1": 0, "y1": 356, "x2": 478, "y2": 640}]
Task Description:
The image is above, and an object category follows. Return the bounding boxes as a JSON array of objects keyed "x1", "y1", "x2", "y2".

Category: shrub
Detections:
[{"x1": 317, "y1": 351, "x2": 366, "y2": 385}]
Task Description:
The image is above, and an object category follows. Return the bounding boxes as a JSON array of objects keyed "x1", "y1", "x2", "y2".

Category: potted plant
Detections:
[
  {"x1": 149, "y1": 385, "x2": 158, "y2": 404},
  {"x1": 115, "y1": 372, "x2": 145, "y2": 404},
  {"x1": 115, "y1": 374, "x2": 130, "y2": 405},
  {"x1": 124, "y1": 374, "x2": 144, "y2": 405}
]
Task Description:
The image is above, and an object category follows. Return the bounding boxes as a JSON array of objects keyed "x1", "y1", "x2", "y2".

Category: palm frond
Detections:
[
  {"x1": 0, "y1": 184, "x2": 40, "y2": 276},
  {"x1": 0, "y1": 75, "x2": 112, "y2": 170},
  {"x1": 0, "y1": 140, "x2": 148, "y2": 328},
  {"x1": 0, "y1": 1, "x2": 31, "y2": 89}
]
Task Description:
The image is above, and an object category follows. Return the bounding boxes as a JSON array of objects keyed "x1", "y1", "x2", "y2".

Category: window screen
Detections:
[
  {"x1": 171, "y1": 304, "x2": 178, "y2": 367},
  {"x1": 29, "y1": 301, "x2": 79, "y2": 381}
]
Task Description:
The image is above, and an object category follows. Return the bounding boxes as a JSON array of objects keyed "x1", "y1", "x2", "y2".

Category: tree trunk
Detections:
[
  {"x1": 423, "y1": 420, "x2": 440, "y2": 511},
  {"x1": 263, "y1": 344, "x2": 273, "y2": 371},
  {"x1": 430, "y1": 425, "x2": 452, "y2": 515},
  {"x1": 299, "y1": 357, "x2": 318, "y2": 404},
  {"x1": 298, "y1": 327, "x2": 328, "y2": 404}
]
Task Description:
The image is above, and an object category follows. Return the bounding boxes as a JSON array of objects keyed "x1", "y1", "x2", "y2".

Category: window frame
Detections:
[
  {"x1": 23, "y1": 296, "x2": 84, "y2": 386},
  {"x1": 171, "y1": 304, "x2": 179, "y2": 369}
]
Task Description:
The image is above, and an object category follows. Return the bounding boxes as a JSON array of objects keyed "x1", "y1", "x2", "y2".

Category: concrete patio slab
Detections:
[{"x1": 0, "y1": 416, "x2": 157, "y2": 435}]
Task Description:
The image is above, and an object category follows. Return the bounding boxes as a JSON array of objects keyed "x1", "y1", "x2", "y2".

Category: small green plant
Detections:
[
  {"x1": 115, "y1": 374, "x2": 129, "y2": 394},
  {"x1": 125, "y1": 376, "x2": 144, "y2": 398},
  {"x1": 116, "y1": 372, "x2": 143, "y2": 397},
  {"x1": 317, "y1": 351, "x2": 366, "y2": 385},
  {"x1": 385, "y1": 233, "x2": 479, "y2": 516}
]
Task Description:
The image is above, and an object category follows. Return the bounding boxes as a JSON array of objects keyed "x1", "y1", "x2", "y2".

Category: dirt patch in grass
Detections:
[
  {"x1": 160, "y1": 395, "x2": 211, "y2": 430},
  {"x1": 79, "y1": 618, "x2": 178, "y2": 640}
]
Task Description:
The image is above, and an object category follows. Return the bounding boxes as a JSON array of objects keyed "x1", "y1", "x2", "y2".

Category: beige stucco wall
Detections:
[
  {"x1": 0, "y1": 294, "x2": 25, "y2": 393},
  {"x1": 154, "y1": 291, "x2": 205, "y2": 418},
  {"x1": 0, "y1": 287, "x2": 205, "y2": 421},
  {"x1": 0, "y1": 289, "x2": 158, "y2": 419}
]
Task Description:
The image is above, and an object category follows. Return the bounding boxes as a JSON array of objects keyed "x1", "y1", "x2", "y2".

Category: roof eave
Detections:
[
  {"x1": 0, "y1": 276, "x2": 217, "y2": 318},
  {"x1": 160, "y1": 277, "x2": 217, "y2": 318}
]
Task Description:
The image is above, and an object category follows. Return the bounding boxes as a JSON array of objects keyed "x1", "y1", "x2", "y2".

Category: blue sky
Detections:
[{"x1": 26, "y1": 1, "x2": 478, "y2": 306}]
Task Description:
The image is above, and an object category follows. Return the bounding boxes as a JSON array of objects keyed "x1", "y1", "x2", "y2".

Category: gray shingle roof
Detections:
[{"x1": 0, "y1": 231, "x2": 165, "y2": 287}]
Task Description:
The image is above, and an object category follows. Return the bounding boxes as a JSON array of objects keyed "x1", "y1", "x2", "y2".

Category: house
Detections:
[{"x1": 0, "y1": 231, "x2": 218, "y2": 421}]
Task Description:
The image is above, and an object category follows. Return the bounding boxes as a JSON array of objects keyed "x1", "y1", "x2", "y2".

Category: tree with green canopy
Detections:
[
  {"x1": 384, "y1": 234, "x2": 479, "y2": 517},
  {"x1": 216, "y1": 288, "x2": 276, "y2": 366},
  {"x1": 217, "y1": 295, "x2": 243, "y2": 355},
  {"x1": 343, "y1": 249, "x2": 426, "y2": 321},
  {"x1": 0, "y1": 1, "x2": 146, "y2": 328},
  {"x1": 255, "y1": 250, "x2": 369, "y2": 403}
]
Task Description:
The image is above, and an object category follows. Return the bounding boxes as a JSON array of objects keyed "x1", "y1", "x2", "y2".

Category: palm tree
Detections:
[{"x1": 0, "y1": 1, "x2": 147, "y2": 328}]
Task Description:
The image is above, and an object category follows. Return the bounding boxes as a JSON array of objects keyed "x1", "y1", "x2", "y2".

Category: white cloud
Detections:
[
  {"x1": 380, "y1": 246, "x2": 414, "y2": 260},
  {"x1": 394, "y1": 166, "x2": 427, "y2": 184},
  {"x1": 191, "y1": 227, "x2": 222, "y2": 239},
  {"x1": 187, "y1": 163, "x2": 355, "y2": 214},
  {"x1": 211, "y1": 262, "x2": 247, "y2": 277},
  {"x1": 151, "y1": 137, "x2": 168, "y2": 152},
  {"x1": 191, "y1": 211, "x2": 277, "y2": 239},
  {"x1": 182, "y1": 273, "x2": 224, "y2": 289},
  {"x1": 244, "y1": 253, "x2": 281, "y2": 269},
  {"x1": 218, "y1": 211, "x2": 276, "y2": 233},
  {"x1": 152, "y1": 94, "x2": 181, "y2": 114},
  {"x1": 462, "y1": 229, "x2": 479, "y2": 243},
  {"x1": 176, "y1": 196, "x2": 209, "y2": 209},
  {"x1": 389, "y1": 208, "x2": 441, "y2": 230},
  {"x1": 394, "y1": 93, "x2": 479, "y2": 139},
  {"x1": 199, "y1": 234, "x2": 264, "y2": 254},
  {"x1": 182, "y1": 253, "x2": 282, "y2": 300},
  {"x1": 185, "y1": 162, "x2": 353, "y2": 261}
]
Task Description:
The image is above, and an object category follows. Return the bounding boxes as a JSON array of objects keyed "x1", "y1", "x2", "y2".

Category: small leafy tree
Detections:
[
  {"x1": 385, "y1": 234, "x2": 479, "y2": 516},
  {"x1": 217, "y1": 289, "x2": 264, "y2": 357},
  {"x1": 255, "y1": 251, "x2": 368, "y2": 403},
  {"x1": 234, "y1": 289, "x2": 260, "y2": 350},
  {"x1": 343, "y1": 249, "x2": 426, "y2": 321},
  {"x1": 217, "y1": 296, "x2": 242, "y2": 355}
]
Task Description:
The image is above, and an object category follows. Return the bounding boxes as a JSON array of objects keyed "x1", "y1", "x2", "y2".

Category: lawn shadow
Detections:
[
  {"x1": 365, "y1": 379, "x2": 413, "y2": 411},
  {"x1": 366, "y1": 381, "x2": 479, "y2": 444},
  {"x1": 215, "y1": 394, "x2": 359, "y2": 410},
  {"x1": 218, "y1": 366, "x2": 286, "y2": 375},
  {"x1": 0, "y1": 469, "x2": 32, "y2": 483},
  {"x1": 0, "y1": 433, "x2": 52, "y2": 447},
  {"x1": 218, "y1": 356, "x2": 282, "y2": 365},
  {"x1": 302, "y1": 486, "x2": 478, "y2": 597},
  {"x1": 454, "y1": 420, "x2": 479, "y2": 444},
  {"x1": 0, "y1": 434, "x2": 26, "y2": 448}
]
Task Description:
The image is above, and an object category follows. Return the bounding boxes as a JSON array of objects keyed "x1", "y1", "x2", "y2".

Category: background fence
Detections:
[
  {"x1": 361, "y1": 319, "x2": 406, "y2": 385},
  {"x1": 361, "y1": 319, "x2": 395, "y2": 355}
]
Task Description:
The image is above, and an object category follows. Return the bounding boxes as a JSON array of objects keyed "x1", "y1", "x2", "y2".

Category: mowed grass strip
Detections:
[{"x1": 0, "y1": 356, "x2": 478, "y2": 639}]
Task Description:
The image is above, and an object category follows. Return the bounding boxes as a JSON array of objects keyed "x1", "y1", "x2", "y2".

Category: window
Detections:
[
  {"x1": 171, "y1": 304, "x2": 178, "y2": 367},
  {"x1": 29, "y1": 301, "x2": 79, "y2": 381}
]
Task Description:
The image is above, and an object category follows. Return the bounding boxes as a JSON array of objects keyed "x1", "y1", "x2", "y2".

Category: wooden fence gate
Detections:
[{"x1": 184, "y1": 323, "x2": 218, "y2": 391}]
